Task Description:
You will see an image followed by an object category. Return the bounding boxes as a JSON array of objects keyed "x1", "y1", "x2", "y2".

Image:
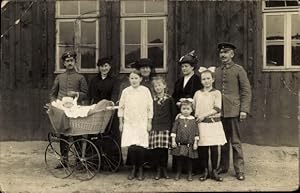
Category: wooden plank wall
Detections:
[
  {"x1": 0, "y1": 1, "x2": 298, "y2": 146},
  {"x1": 171, "y1": 1, "x2": 299, "y2": 146}
]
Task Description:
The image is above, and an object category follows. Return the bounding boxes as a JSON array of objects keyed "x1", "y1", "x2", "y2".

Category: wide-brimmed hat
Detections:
[
  {"x1": 131, "y1": 58, "x2": 154, "y2": 69},
  {"x1": 61, "y1": 50, "x2": 77, "y2": 61},
  {"x1": 97, "y1": 56, "x2": 113, "y2": 66},
  {"x1": 178, "y1": 50, "x2": 198, "y2": 66},
  {"x1": 217, "y1": 42, "x2": 237, "y2": 51}
]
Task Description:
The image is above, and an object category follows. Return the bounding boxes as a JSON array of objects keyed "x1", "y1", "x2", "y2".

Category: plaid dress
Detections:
[{"x1": 149, "y1": 94, "x2": 176, "y2": 149}]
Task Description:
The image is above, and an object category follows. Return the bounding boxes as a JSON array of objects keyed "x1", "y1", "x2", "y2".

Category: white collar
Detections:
[
  {"x1": 178, "y1": 115, "x2": 195, "y2": 120},
  {"x1": 183, "y1": 72, "x2": 194, "y2": 80}
]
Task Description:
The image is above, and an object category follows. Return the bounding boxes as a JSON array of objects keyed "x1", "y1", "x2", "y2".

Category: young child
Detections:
[
  {"x1": 193, "y1": 67, "x2": 227, "y2": 182},
  {"x1": 171, "y1": 98, "x2": 199, "y2": 181},
  {"x1": 118, "y1": 69, "x2": 153, "y2": 181},
  {"x1": 149, "y1": 76, "x2": 176, "y2": 180}
]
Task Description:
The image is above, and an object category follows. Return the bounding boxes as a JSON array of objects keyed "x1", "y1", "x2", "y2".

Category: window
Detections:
[
  {"x1": 55, "y1": 0, "x2": 99, "y2": 73},
  {"x1": 263, "y1": 0, "x2": 300, "y2": 71},
  {"x1": 120, "y1": 0, "x2": 168, "y2": 73}
]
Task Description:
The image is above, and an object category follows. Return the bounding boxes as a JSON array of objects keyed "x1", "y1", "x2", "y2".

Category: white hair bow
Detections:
[
  {"x1": 198, "y1": 66, "x2": 216, "y2": 73},
  {"x1": 176, "y1": 98, "x2": 194, "y2": 106}
]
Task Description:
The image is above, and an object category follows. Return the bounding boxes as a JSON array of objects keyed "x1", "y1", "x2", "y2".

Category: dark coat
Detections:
[
  {"x1": 214, "y1": 62, "x2": 252, "y2": 118},
  {"x1": 172, "y1": 73, "x2": 202, "y2": 103},
  {"x1": 88, "y1": 73, "x2": 119, "y2": 104}
]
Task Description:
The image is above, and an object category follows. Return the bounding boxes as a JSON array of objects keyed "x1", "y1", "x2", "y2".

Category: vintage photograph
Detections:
[{"x1": 0, "y1": 0, "x2": 299, "y2": 192}]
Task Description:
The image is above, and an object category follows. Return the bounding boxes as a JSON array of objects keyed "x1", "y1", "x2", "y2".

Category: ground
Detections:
[{"x1": 0, "y1": 141, "x2": 298, "y2": 193}]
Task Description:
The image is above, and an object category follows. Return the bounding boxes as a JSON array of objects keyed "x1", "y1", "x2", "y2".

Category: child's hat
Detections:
[{"x1": 62, "y1": 97, "x2": 75, "y2": 107}]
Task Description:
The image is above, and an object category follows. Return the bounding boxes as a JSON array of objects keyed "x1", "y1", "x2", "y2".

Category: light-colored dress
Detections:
[
  {"x1": 118, "y1": 85, "x2": 153, "y2": 148},
  {"x1": 193, "y1": 88, "x2": 227, "y2": 146}
]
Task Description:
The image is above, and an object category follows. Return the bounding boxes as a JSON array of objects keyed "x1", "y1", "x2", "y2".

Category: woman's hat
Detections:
[
  {"x1": 132, "y1": 58, "x2": 154, "y2": 69},
  {"x1": 97, "y1": 56, "x2": 113, "y2": 66},
  {"x1": 61, "y1": 50, "x2": 77, "y2": 61},
  {"x1": 217, "y1": 42, "x2": 236, "y2": 50},
  {"x1": 178, "y1": 50, "x2": 198, "y2": 66}
]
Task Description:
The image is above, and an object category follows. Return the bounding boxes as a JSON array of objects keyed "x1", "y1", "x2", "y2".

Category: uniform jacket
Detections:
[
  {"x1": 214, "y1": 62, "x2": 252, "y2": 118},
  {"x1": 49, "y1": 69, "x2": 88, "y2": 103},
  {"x1": 172, "y1": 73, "x2": 202, "y2": 104}
]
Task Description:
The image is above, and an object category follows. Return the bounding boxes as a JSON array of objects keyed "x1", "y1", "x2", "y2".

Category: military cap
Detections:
[
  {"x1": 178, "y1": 50, "x2": 198, "y2": 66},
  {"x1": 97, "y1": 56, "x2": 113, "y2": 66},
  {"x1": 61, "y1": 50, "x2": 77, "y2": 61},
  {"x1": 132, "y1": 58, "x2": 153, "y2": 69},
  {"x1": 217, "y1": 42, "x2": 237, "y2": 50}
]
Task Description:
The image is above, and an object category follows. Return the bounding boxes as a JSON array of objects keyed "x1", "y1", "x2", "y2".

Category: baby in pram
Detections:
[{"x1": 51, "y1": 96, "x2": 96, "y2": 118}]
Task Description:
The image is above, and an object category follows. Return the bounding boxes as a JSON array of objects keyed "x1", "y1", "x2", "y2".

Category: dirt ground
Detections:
[{"x1": 0, "y1": 141, "x2": 298, "y2": 193}]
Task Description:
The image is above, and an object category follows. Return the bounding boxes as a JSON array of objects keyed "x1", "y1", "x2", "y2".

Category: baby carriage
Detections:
[{"x1": 44, "y1": 100, "x2": 121, "y2": 181}]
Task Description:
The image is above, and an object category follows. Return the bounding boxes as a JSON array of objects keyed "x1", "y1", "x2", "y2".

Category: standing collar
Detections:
[
  {"x1": 222, "y1": 61, "x2": 235, "y2": 69},
  {"x1": 66, "y1": 69, "x2": 77, "y2": 74}
]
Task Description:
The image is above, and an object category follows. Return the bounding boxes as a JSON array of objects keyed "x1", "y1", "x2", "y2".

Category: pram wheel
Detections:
[
  {"x1": 97, "y1": 136, "x2": 121, "y2": 172},
  {"x1": 68, "y1": 138, "x2": 101, "y2": 181},
  {"x1": 44, "y1": 137, "x2": 73, "y2": 179}
]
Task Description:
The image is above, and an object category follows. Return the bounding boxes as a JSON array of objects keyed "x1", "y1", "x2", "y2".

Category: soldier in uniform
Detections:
[
  {"x1": 49, "y1": 50, "x2": 88, "y2": 169},
  {"x1": 214, "y1": 42, "x2": 252, "y2": 181}
]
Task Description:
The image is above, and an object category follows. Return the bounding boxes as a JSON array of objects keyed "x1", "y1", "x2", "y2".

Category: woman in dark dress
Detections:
[
  {"x1": 172, "y1": 50, "x2": 203, "y2": 173},
  {"x1": 88, "y1": 56, "x2": 119, "y2": 104}
]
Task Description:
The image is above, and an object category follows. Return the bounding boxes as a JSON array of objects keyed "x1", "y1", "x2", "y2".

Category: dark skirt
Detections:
[{"x1": 171, "y1": 144, "x2": 198, "y2": 159}]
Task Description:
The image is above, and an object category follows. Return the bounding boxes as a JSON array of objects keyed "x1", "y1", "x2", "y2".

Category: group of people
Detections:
[{"x1": 49, "y1": 42, "x2": 252, "y2": 182}]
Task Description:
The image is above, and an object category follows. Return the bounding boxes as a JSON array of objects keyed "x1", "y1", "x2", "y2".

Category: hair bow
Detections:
[
  {"x1": 176, "y1": 98, "x2": 194, "y2": 106},
  {"x1": 198, "y1": 66, "x2": 216, "y2": 73}
]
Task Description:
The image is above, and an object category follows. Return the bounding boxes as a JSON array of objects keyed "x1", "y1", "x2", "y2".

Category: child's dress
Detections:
[
  {"x1": 149, "y1": 94, "x2": 176, "y2": 149},
  {"x1": 171, "y1": 115, "x2": 199, "y2": 159},
  {"x1": 118, "y1": 85, "x2": 153, "y2": 148},
  {"x1": 193, "y1": 89, "x2": 227, "y2": 146}
]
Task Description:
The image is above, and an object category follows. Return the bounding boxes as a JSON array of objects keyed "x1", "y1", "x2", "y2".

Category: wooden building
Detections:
[{"x1": 1, "y1": 0, "x2": 299, "y2": 146}]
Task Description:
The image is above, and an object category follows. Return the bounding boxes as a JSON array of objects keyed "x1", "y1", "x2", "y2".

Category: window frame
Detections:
[
  {"x1": 55, "y1": 0, "x2": 100, "y2": 73},
  {"x1": 120, "y1": 0, "x2": 168, "y2": 73},
  {"x1": 262, "y1": 1, "x2": 300, "y2": 71}
]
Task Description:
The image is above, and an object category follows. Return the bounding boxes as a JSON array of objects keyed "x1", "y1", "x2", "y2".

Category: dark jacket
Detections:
[
  {"x1": 172, "y1": 73, "x2": 202, "y2": 103},
  {"x1": 88, "y1": 73, "x2": 119, "y2": 104},
  {"x1": 214, "y1": 62, "x2": 252, "y2": 117}
]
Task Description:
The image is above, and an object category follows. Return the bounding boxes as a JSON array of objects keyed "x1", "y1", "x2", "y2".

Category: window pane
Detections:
[
  {"x1": 286, "y1": 0, "x2": 299, "y2": 6},
  {"x1": 80, "y1": 0, "x2": 98, "y2": 15},
  {"x1": 148, "y1": 45, "x2": 163, "y2": 68},
  {"x1": 291, "y1": 15, "x2": 300, "y2": 41},
  {"x1": 265, "y1": 0, "x2": 285, "y2": 7},
  {"x1": 292, "y1": 43, "x2": 300, "y2": 66},
  {"x1": 81, "y1": 20, "x2": 96, "y2": 44},
  {"x1": 80, "y1": 47, "x2": 96, "y2": 69},
  {"x1": 58, "y1": 46, "x2": 75, "y2": 69},
  {"x1": 145, "y1": 0, "x2": 165, "y2": 13},
  {"x1": 59, "y1": 21, "x2": 75, "y2": 44},
  {"x1": 125, "y1": 20, "x2": 141, "y2": 44},
  {"x1": 59, "y1": 1, "x2": 78, "y2": 15},
  {"x1": 123, "y1": 1, "x2": 144, "y2": 14},
  {"x1": 266, "y1": 45, "x2": 284, "y2": 66},
  {"x1": 266, "y1": 15, "x2": 284, "y2": 40},
  {"x1": 148, "y1": 19, "x2": 164, "y2": 43},
  {"x1": 125, "y1": 45, "x2": 141, "y2": 68}
]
